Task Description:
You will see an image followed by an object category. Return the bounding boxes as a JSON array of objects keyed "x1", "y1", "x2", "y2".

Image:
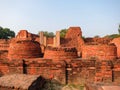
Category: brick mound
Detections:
[
  {"x1": 0, "y1": 74, "x2": 45, "y2": 90},
  {"x1": 82, "y1": 44, "x2": 117, "y2": 60},
  {"x1": 44, "y1": 47, "x2": 78, "y2": 60},
  {"x1": 8, "y1": 40, "x2": 41, "y2": 59}
]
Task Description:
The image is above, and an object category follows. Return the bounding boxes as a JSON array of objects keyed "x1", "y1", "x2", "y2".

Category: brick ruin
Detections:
[{"x1": 0, "y1": 26, "x2": 120, "y2": 88}]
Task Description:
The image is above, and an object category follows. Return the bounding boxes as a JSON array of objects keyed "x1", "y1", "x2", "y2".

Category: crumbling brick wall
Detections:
[
  {"x1": 61, "y1": 27, "x2": 84, "y2": 50},
  {"x1": 113, "y1": 59, "x2": 120, "y2": 83},
  {"x1": 0, "y1": 51, "x2": 8, "y2": 59},
  {"x1": 82, "y1": 44, "x2": 117, "y2": 60},
  {"x1": 44, "y1": 47, "x2": 78, "y2": 61},
  {"x1": 111, "y1": 37, "x2": 120, "y2": 58},
  {"x1": 67, "y1": 59, "x2": 96, "y2": 84},
  {"x1": 25, "y1": 59, "x2": 66, "y2": 84},
  {"x1": 95, "y1": 60, "x2": 113, "y2": 83},
  {"x1": 0, "y1": 39, "x2": 9, "y2": 51}
]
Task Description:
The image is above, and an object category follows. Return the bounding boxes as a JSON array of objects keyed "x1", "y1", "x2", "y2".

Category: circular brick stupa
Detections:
[
  {"x1": 8, "y1": 30, "x2": 41, "y2": 59},
  {"x1": 44, "y1": 47, "x2": 78, "y2": 60}
]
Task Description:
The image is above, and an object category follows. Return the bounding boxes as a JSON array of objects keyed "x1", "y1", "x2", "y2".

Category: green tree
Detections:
[
  {"x1": 94, "y1": 35, "x2": 100, "y2": 38},
  {"x1": 0, "y1": 26, "x2": 15, "y2": 39},
  {"x1": 39, "y1": 31, "x2": 55, "y2": 37},
  {"x1": 118, "y1": 24, "x2": 120, "y2": 34},
  {"x1": 104, "y1": 34, "x2": 120, "y2": 39},
  {"x1": 60, "y1": 29, "x2": 68, "y2": 38}
]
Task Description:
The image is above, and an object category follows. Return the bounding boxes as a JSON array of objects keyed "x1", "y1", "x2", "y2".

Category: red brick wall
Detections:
[
  {"x1": 0, "y1": 58, "x2": 120, "y2": 84},
  {"x1": 85, "y1": 37, "x2": 112, "y2": 45},
  {"x1": 26, "y1": 59, "x2": 66, "y2": 84},
  {"x1": 111, "y1": 37, "x2": 120, "y2": 58},
  {"x1": 95, "y1": 61, "x2": 113, "y2": 83},
  {"x1": 44, "y1": 47, "x2": 78, "y2": 60},
  {"x1": 63, "y1": 27, "x2": 83, "y2": 50},
  {"x1": 0, "y1": 51, "x2": 8, "y2": 59},
  {"x1": 0, "y1": 39, "x2": 9, "y2": 51},
  {"x1": 67, "y1": 59, "x2": 96, "y2": 84},
  {"x1": 46, "y1": 37, "x2": 54, "y2": 45},
  {"x1": 82, "y1": 44, "x2": 117, "y2": 60}
]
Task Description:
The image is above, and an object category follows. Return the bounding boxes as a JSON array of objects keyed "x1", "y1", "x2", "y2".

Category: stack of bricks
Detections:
[{"x1": 95, "y1": 60, "x2": 113, "y2": 83}]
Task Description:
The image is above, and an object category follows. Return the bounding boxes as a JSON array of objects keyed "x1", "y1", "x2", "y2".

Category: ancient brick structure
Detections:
[
  {"x1": 0, "y1": 26, "x2": 120, "y2": 89},
  {"x1": 82, "y1": 44, "x2": 117, "y2": 60},
  {"x1": 62, "y1": 27, "x2": 83, "y2": 49},
  {"x1": 44, "y1": 47, "x2": 77, "y2": 61},
  {"x1": 8, "y1": 40, "x2": 41, "y2": 59},
  {"x1": 8, "y1": 30, "x2": 42, "y2": 59},
  {"x1": 0, "y1": 39, "x2": 9, "y2": 51},
  {"x1": 111, "y1": 37, "x2": 120, "y2": 58}
]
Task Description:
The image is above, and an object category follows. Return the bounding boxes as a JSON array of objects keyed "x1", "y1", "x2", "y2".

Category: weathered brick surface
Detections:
[
  {"x1": 61, "y1": 27, "x2": 84, "y2": 54},
  {"x1": 113, "y1": 59, "x2": 120, "y2": 83},
  {"x1": 85, "y1": 37, "x2": 112, "y2": 45},
  {"x1": 67, "y1": 59, "x2": 96, "y2": 84},
  {"x1": 111, "y1": 37, "x2": 120, "y2": 58},
  {"x1": 46, "y1": 37, "x2": 54, "y2": 45},
  {"x1": 26, "y1": 59, "x2": 66, "y2": 84},
  {"x1": 0, "y1": 28, "x2": 120, "y2": 86},
  {"x1": 0, "y1": 39, "x2": 9, "y2": 51},
  {"x1": 8, "y1": 40, "x2": 41, "y2": 59},
  {"x1": 82, "y1": 44, "x2": 117, "y2": 60},
  {"x1": 44, "y1": 47, "x2": 78, "y2": 60},
  {"x1": 0, "y1": 50, "x2": 8, "y2": 59},
  {"x1": 95, "y1": 61, "x2": 113, "y2": 83},
  {"x1": 8, "y1": 30, "x2": 42, "y2": 59}
]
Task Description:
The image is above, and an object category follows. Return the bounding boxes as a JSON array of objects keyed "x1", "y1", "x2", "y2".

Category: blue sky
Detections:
[{"x1": 0, "y1": 0, "x2": 120, "y2": 37}]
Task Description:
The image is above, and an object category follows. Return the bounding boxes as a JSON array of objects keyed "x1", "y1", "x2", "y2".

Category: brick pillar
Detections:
[
  {"x1": 56, "y1": 31, "x2": 60, "y2": 47},
  {"x1": 53, "y1": 37, "x2": 56, "y2": 47},
  {"x1": 43, "y1": 36, "x2": 47, "y2": 46},
  {"x1": 40, "y1": 32, "x2": 44, "y2": 45},
  {"x1": 53, "y1": 31, "x2": 60, "y2": 47}
]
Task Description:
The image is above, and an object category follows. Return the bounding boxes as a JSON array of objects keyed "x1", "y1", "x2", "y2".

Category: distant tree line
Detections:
[
  {"x1": 104, "y1": 24, "x2": 120, "y2": 39},
  {"x1": 39, "y1": 28, "x2": 68, "y2": 38},
  {"x1": 0, "y1": 26, "x2": 15, "y2": 39},
  {"x1": 39, "y1": 24, "x2": 120, "y2": 39}
]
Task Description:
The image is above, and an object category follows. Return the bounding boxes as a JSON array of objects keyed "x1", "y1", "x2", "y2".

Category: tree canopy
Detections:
[
  {"x1": 0, "y1": 26, "x2": 15, "y2": 39},
  {"x1": 60, "y1": 29, "x2": 68, "y2": 38},
  {"x1": 39, "y1": 31, "x2": 55, "y2": 37},
  {"x1": 104, "y1": 34, "x2": 120, "y2": 39},
  {"x1": 118, "y1": 24, "x2": 120, "y2": 34},
  {"x1": 104, "y1": 24, "x2": 120, "y2": 39},
  {"x1": 39, "y1": 29, "x2": 68, "y2": 38}
]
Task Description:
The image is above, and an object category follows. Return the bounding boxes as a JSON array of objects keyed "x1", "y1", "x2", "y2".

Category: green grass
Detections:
[{"x1": 67, "y1": 84, "x2": 84, "y2": 90}]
